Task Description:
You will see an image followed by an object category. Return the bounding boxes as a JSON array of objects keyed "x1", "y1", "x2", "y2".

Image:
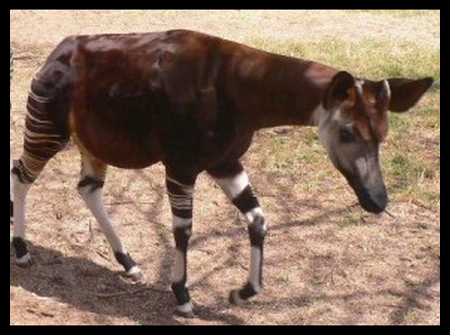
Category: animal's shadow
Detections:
[{"x1": 9, "y1": 242, "x2": 244, "y2": 325}]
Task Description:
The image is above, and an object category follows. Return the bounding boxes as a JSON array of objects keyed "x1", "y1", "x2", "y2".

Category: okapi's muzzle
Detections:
[
  {"x1": 338, "y1": 156, "x2": 388, "y2": 214},
  {"x1": 348, "y1": 174, "x2": 388, "y2": 214}
]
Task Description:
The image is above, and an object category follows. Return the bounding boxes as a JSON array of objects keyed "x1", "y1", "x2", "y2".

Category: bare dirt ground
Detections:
[{"x1": 10, "y1": 10, "x2": 440, "y2": 325}]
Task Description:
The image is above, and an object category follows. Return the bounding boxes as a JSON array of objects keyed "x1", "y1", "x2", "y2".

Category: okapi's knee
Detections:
[
  {"x1": 11, "y1": 159, "x2": 33, "y2": 185},
  {"x1": 248, "y1": 214, "x2": 267, "y2": 247},
  {"x1": 173, "y1": 222, "x2": 193, "y2": 251},
  {"x1": 77, "y1": 176, "x2": 105, "y2": 196}
]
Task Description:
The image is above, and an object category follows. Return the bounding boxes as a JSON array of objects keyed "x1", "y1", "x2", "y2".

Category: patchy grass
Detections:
[
  {"x1": 248, "y1": 37, "x2": 441, "y2": 80},
  {"x1": 247, "y1": 36, "x2": 440, "y2": 212}
]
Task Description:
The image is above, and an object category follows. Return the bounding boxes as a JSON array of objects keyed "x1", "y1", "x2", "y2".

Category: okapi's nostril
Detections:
[{"x1": 359, "y1": 191, "x2": 388, "y2": 214}]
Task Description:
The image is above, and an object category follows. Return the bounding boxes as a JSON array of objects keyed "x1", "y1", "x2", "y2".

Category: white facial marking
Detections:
[
  {"x1": 355, "y1": 156, "x2": 369, "y2": 177},
  {"x1": 382, "y1": 79, "x2": 391, "y2": 101},
  {"x1": 355, "y1": 80, "x2": 365, "y2": 94},
  {"x1": 309, "y1": 104, "x2": 326, "y2": 127},
  {"x1": 312, "y1": 104, "x2": 334, "y2": 153}
]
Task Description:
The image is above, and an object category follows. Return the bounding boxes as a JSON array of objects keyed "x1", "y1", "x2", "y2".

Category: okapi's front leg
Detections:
[
  {"x1": 77, "y1": 152, "x2": 141, "y2": 280},
  {"x1": 208, "y1": 161, "x2": 267, "y2": 305},
  {"x1": 166, "y1": 174, "x2": 196, "y2": 318}
]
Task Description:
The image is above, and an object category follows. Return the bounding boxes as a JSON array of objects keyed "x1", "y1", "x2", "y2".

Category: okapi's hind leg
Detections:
[
  {"x1": 12, "y1": 91, "x2": 69, "y2": 267},
  {"x1": 12, "y1": 149, "x2": 67, "y2": 266},
  {"x1": 76, "y1": 151, "x2": 142, "y2": 280},
  {"x1": 208, "y1": 161, "x2": 267, "y2": 305}
]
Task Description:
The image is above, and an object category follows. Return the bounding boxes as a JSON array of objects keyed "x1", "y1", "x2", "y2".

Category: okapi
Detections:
[{"x1": 11, "y1": 30, "x2": 433, "y2": 317}]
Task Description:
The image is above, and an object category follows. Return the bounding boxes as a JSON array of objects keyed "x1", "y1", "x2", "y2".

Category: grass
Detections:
[
  {"x1": 245, "y1": 35, "x2": 440, "y2": 212},
  {"x1": 248, "y1": 37, "x2": 441, "y2": 80}
]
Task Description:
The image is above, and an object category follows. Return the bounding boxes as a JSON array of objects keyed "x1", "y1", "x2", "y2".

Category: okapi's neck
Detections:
[{"x1": 232, "y1": 50, "x2": 337, "y2": 130}]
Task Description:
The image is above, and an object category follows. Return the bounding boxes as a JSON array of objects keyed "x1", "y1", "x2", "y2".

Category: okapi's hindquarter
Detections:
[
  {"x1": 11, "y1": 38, "x2": 77, "y2": 264},
  {"x1": 69, "y1": 35, "x2": 167, "y2": 169}
]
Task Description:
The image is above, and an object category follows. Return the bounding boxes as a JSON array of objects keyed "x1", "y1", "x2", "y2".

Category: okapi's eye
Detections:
[{"x1": 339, "y1": 127, "x2": 356, "y2": 143}]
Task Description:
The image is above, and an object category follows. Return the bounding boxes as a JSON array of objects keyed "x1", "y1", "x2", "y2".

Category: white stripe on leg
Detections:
[
  {"x1": 12, "y1": 174, "x2": 32, "y2": 265},
  {"x1": 79, "y1": 187, "x2": 125, "y2": 253},
  {"x1": 12, "y1": 175, "x2": 31, "y2": 240},
  {"x1": 79, "y1": 186, "x2": 142, "y2": 278},
  {"x1": 249, "y1": 246, "x2": 263, "y2": 293},
  {"x1": 213, "y1": 171, "x2": 249, "y2": 200},
  {"x1": 172, "y1": 216, "x2": 192, "y2": 284}
]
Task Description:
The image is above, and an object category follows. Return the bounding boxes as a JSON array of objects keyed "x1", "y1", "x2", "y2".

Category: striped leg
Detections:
[
  {"x1": 208, "y1": 161, "x2": 267, "y2": 305},
  {"x1": 166, "y1": 174, "x2": 196, "y2": 318},
  {"x1": 11, "y1": 158, "x2": 35, "y2": 267},
  {"x1": 77, "y1": 152, "x2": 141, "y2": 280},
  {"x1": 12, "y1": 90, "x2": 68, "y2": 266},
  {"x1": 12, "y1": 152, "x2": 64, "y2": 266}
]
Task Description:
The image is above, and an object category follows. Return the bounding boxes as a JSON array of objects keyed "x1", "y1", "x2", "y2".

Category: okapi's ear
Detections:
[
  {"x1": 387, "y1": 77, "x2": 434, "y2": 113},
  {"x1": 323, "y1": 71, "x2": 356, "y2": 110}
]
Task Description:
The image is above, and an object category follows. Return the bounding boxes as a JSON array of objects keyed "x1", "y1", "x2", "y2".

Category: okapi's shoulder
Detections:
[{"x1": 154, "y1": 30, "x2": 243, "y2": 105}]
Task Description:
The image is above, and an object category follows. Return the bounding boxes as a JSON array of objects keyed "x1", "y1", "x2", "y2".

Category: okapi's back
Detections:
[{"x1": 29, "y1": 30, "x2": 242, "y2": 169}]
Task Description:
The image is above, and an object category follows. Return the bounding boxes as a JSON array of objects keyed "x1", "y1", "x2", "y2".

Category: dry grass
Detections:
[{"x1": 10, "y1": 10, "x2": 440, "y2": 325}]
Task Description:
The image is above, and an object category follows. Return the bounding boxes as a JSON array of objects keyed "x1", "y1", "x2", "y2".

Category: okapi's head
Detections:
[{"x1": 318, "y1": 71, "x2": 433, "y2": 214}]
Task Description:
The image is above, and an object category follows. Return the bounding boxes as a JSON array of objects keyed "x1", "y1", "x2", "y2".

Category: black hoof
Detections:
[{"x1": 229, "y1": 283, "x2": 259, "y2": 306}]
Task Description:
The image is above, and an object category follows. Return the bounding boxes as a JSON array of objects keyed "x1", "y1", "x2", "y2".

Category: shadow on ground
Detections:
[{"x1": 10, "y1": 242, "x2": 245, "y2": 325}]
